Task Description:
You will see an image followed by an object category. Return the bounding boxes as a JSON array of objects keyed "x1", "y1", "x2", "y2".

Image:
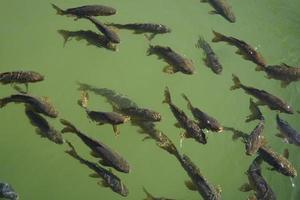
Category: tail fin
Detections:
[
  {"x1": 246, "y1": 98, "x2": 263, "y2": 122},
  {"x1": 162, "y1": 87, "x2": 172, "y2": 104},
  {"x1": 230, "y1": 74, "x2": 242, "y2": 90},
  {"x1": 182, "y1": 94, "x2": 193, "y2": 111},
  {"x1": 212, "y1": 30, "x2": 226, "y2": 42},
  {"x1": 57, "y1": 30, "x2": 71, "y2": 47},
  {"x1": 51, "y1": 3, "x2": 65, "y2": 15},
  {"x1": 146, "y1": 45, "x2": 155, "y2": 56},
  {"x1": 60, "y1": 119, "x2": 78, "y2": 134},
  {"x1": 195, "y1": 36, "x2": 207, "y2": 49},
  {"x1": 78, "y1": 90, "x2": 89, "y2": 108},
  {"x1": 65, "y1": 140, "x2": 81, "y2": 160},
  {"x1": 142, "y1": 187, "x2": 154, "y2": 200}
]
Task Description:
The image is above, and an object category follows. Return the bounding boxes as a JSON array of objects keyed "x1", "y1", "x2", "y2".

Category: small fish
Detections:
[
  {"x1": 196, "y1": 36, "x2": 222, "y2": 74},
  {"x1": 51, "y1": 4, "x2": 116, "y2": 18},
  {"x1": 182, "y1": 94, "x2": 223, "y2": 132},
  {"x1": 256, "y1": 63, "x2": 300, "y2": 88},
  {"x1": 25, "y1": 106, "x2": 64, "y2": 144},
  {"x1": 147, "y1": 45, "x2": 195, "y2": 75},
  {"x1": 231, "y1": 74, "x2": 293, "y2": 114},
  {"x1": 245, "y1": 120, "x2": 266, "y2": 156},
  {"x1": 202, "y1": 0, "x2": 236, "y2": 23},
  {"x1": 0, "y1": 93, "x2": 58, "y2": 118},
  {"x1": 163, "y1": 87, "x2": 207, "y2": 144},
  {"x1": 143, "y1": 187, "x2": 176, "y2": 200},
  {"x1": 212, "y1": 31, "x2": 266, "y2": 67},
  {"x1": 246, "y1": 98, "x2": 264, "y2": 123},
  {"x1": 58, "y1": 29, "x2": 117, "y2": 51},
  {"x1": 65, "y1": 141, "x2": 128, "y2": 197},
  {"x1": 60, "y1": 119, "x2": 130, "y2": 173},
  {"x1": 276, "y1": 114, "x2": 300, "y2": 146},
  {"x1": 178, "y1": 154, "x2": 221, "y2": 200},
  {"x1": 258, "y1": 146, "x2": 297, "y2": 177},
  {"x1": 0, "y1": 182, "x2": 18, "y2": 200},
  {"x1": 240, "y1": 157, "x2": 276, "y2": 200},
  {"x1": 85, "y1": 17, "x2": 120, "y2": 44},
  {"x1": 107, "y1": 23, "x2": 171, "y2": 40}
]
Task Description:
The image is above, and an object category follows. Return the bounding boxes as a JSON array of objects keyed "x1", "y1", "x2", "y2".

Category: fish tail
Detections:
[
  {"x1": 246, "y1": 98, "x2": 264, "y2": 122},
  {"x1": 230, "y1": 74, "x2": 242, "y2": 90},
  {"x1": 146, "y1": 45, "x2": 155, "y2": 56},
  {"x1": 182, "y1": 94, "x2": 193, "y2": 111},
  {"x1": 78, "y1": 90, "x2": 89, "y2": 109},
  {"x1": 142, "y1": 187, "x2": 155, "y2": 200},
  {"x1": 212, "y1": 30, "x2": 226, "y2": 43},
  {"x1": 60, "y1": 119, "x2": 78, "y2": 134},
  {"x1": 163, "y1": 87, "x2": 172, "y2": 104},
  {"x1": 196, "y1": 36, "x2": 207, "y2": 49},
  {"x1": 57, "y1": 30, "x2": 70, "y2": 47},
  {"x1": 65, "y1": 140, "x2": 81, "y2": 160},
  {"x1": 51, "y1": 3, "x2": 65, "y2": 15}
]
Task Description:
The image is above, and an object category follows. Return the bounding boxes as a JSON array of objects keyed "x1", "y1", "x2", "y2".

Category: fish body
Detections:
[
  {"x1": 25, "y1": 106, "x2": 64, "y2": 144},
  {"x1": 0, "y1": 94, "x2": 58, "y2": 118},
  {"x1": 66, "y1": 142, "x2": 128, "y2": 197},
  {"x1": 86, "y1": 17, "x2": 120, "y2": 43},
  {"x1": 245, "y1": 120, "x2": 265, "y2": 156},
  {"x1": 258, "y1": 146, "x2": 297, "y2": 177},
  {"x1": 52, "y1": 4, "x2": 116, "y2": 18},
  {"x1": 276, "y1": 114, "x2": 300, "y2": 146},
  {"x1": 182, "y1": 94, "x2": 223, "y2": 132},
  {"x1": 107, "y1": 23, "x2": 171, "y2": 34},
  {"x1": 58, "y1": 30, "x2": 117, "y2": 51},
  {"x1": 0, "y1": 182, "x2": 18, "y2": 200},
  {"x1": 231, "y1": 74, "x2": 293, "y2": 114},
  {"x1": 147, "y1": 45, "x2": 195, "y2": 75},
  {"x1": 196, "y1": 37, "x2": 222, "y2": 74},
  {"x1": 0, "y1": 71, "x2": 43, "y2": 85},
  {"x1": 178, "y1": 154, "x2": 221, "y2": 200},
  {"x1": 60, "y1": 119, "x2": 130, "y2": 173},
  {"x1": 205, "y1": 0, "x2": 236, "y2": 23},
  {"x1": 163, "y1": 87, "x2": 206, "y2": 144},
  {"x1": 212, "y1": 31, "x2": 266, "y2": 67}
]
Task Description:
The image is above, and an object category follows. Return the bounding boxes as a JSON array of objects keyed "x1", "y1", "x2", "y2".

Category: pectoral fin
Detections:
[
  {"x1": 174, "y1": 122, "x2": 181, "y2": 128},
  {"x1": 275, "y1": 133, "x2": 285, "y2": 139},
  {"x1": 90, "y1": 151, "x2": 101, "y2": 158},
  {"x1": 184, "y1": 180, "x2": 197, "y2": 191},
  {"x1": 239, "y1": 183, "x2": 252, "y2": 192},
  {"x1": 209, "y1": 10, "x2": 219, "y2": 15},
  {"x1": 98, "y1": 180, "x2": 109, "y2": 188},
  {"x1": 89, "y1": 173, "x2": 101, "y2": 178},
  {"x1": 163, "y1": 65, "x2": 178, "y2": 74},
  {"x1": 112, "y1": 125, "x2": 120, "y2": 136},
  {"x1": 283, "y1": 148, "x2": 289, "y2": 159},
  {"x1": 99, "y1": 159, "x2": 112, "y2": 167}
]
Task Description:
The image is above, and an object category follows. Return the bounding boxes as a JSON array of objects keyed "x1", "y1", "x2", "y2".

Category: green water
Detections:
[{"x1": 1, "y1": 0, "x2": 300, "y2": 199}]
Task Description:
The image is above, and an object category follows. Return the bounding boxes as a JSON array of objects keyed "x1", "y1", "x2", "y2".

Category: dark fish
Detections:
[
  {"x1": 256, "y1": 63, "x2": 300, "y2": 88},
  {"x1": 245, "y1": 120, "x2": 265, "y2": 156},
  {"x1": 196, "y1": 37, "x2": 222, "y2": 74},
  {"x1": 60, "y1": 119, "x2": 130, "y2": 173},
  {"x1": 202, "y1": 0, "x2": 236, "y2": 23},
  {"x1": 147, "y1": 45, "x2": 195, "y2": 75},
  {"x1": 143, "y1": 187, "x2": 176, "y2": 200},
  {"x1": 25, "y1": 106, "x2": 64, "y2": 144},
  {"x1": 57, "y1": 29, "x2": 117, "y2": 51},
  {"x1": 182, "y1": 94, "x2": 223, "y2": 132},
  {"x1": 212, "y1": 31, "x2": 266, "y2": 67},
  {"x1": 258, "y1": 146, "x2": 297, "y2": 177},
  {"x1": 107, "y1": 23, "x2": 171, "y2": 40},
  {"x1": 0, "y1": 93, "x2": 58, "y2": 118},
  {"x1": 240, "y1": 157, "x2": 276, "y2": 200},
  {"x1": 0, "y1": 182, "x2": 18, "y2": 200},
  {"x1": 231, "y1": 74, "x2": 293, "y2": 114},
  {"x1": 51, "y1": 4, "x2": 116, "y2": 18},
  {"x1": 85, "y1": 17, "x2": 120, "y2": 44},
  {"x1": 246, "y1": 98, "x2": 264, "y2": 123},
  {"x1": 163, "y1": 87, "x2": 207, "y2": 144},
  {"x1": 276, "y1": 114, "x2": 300, "y2": 146},
  {"x1": 178, "y1": 154, "x2": 221, "y2": 200},
  {"x1": 65, "y1": 141, "x2": 128, "y2": 197}
]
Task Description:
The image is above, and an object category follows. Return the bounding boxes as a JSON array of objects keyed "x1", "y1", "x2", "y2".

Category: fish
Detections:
[
  {"x1": 0, "y1": 71, "x2": 44, "y2": 93},
  {"x1": 182, "y1": 94, "x2": 223, "y2": 132},
  {"x1": 106, "y1": 23, "x2": 171, "y2": 40},
  {"x1": 240, "y1": 157, "x2": 276, "y2": 200},
  {"x1": 0, "y1": 182, "x2": 18, "y2": 200},
  {"x1": 201, "y1": 0, "x2": 236, "y2": 23},
  {"x1": 51, "y1": 4, "x2": 116, "y2": 18},
  {"x1": 60, "y1": 119, "x2": 130, "y2": 173},
  {"x1": 147, "y1": 45, "x2": 195, "y2": 75},
  {"x1": 256, "y1": 63, "x2": 300, "y2": 88},
  {"x1": 276, "y1": 114, "x2": 300, "y2": 146},
  {"x1": 25, "y1": 106, "x2": 64, "y2": 144},
  {"x1": 143, "y1": 187, "x2": 176, "y2": 200},
  {"x1": 246, "y1": 98, "x2": 264, "y2": 123},
  {"x1": 57, "y1": 30, "x2": 117, "y2": 51},
  {"x1": 65, "y1": 141, "x2": 128, "y2": 197},
  {"x1": 212, "y1": 31, "x2": 266, "y2": 67},
  {"x1": 163, "y1": 87, "x2": 207, "y2": 144},
  {"x1": 245, "y1": 120, "x2": 266, "y2": 156},
  {"x1": 0, "y1": 93, "x2": 58, "y2": 118},
  {"x1": 178, "y1": 154, "x2": 221, "y2": 200},
  {"x1": 85, "y1": 17, "x2": 120, "y2": 44},
  {"x1": 258, "y1": 146, "x2": 297, "y2": 177},
  {"x1": 196, "y1": 36, "x2": 222, "y2": 74},
  {"x1": 231, "y1": 74, "x2": 293, "y2": 114}
]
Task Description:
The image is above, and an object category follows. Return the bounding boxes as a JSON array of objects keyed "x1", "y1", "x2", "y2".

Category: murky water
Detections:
[{"x1": 1, "y1": 0, "x2": 300, "y2": 199}]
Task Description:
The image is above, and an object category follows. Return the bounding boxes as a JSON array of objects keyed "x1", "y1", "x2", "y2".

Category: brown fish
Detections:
[
  {"x1": 212, "y1": 31, "x2": 266, "y2": 67},
  {"x1": 202, "y1": 0, "x2": 236, "y2": 23},
  {"x1": 147, "y1": 45, "x2": 195, "y2": 75}
]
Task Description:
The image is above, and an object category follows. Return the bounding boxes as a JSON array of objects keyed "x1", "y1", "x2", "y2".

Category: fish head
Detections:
[
  {"x1": 223, "y1": 9, "x2": 236, "y2": 23},
  {"x1": 282, "y1": 161, "x2": 297, "y2": 177},
  {"x1": 282, "y1": 104, "x2": 294, "y2": 114},
  {"x1": 50, "y1": 130, "x2": 65, "y2": 144},
  {"x1": 157, "y1": 24, "x2": 171, "y2": 33},
  {"x1": 206, "y1": 119, "x2": 223, "y2": 133},
  {"x1": 30, "y1": 71, "x2": 44, "y2": 82},
  {"x1": 113, "y1": 181, "x2": 129, "y2": 197}
]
